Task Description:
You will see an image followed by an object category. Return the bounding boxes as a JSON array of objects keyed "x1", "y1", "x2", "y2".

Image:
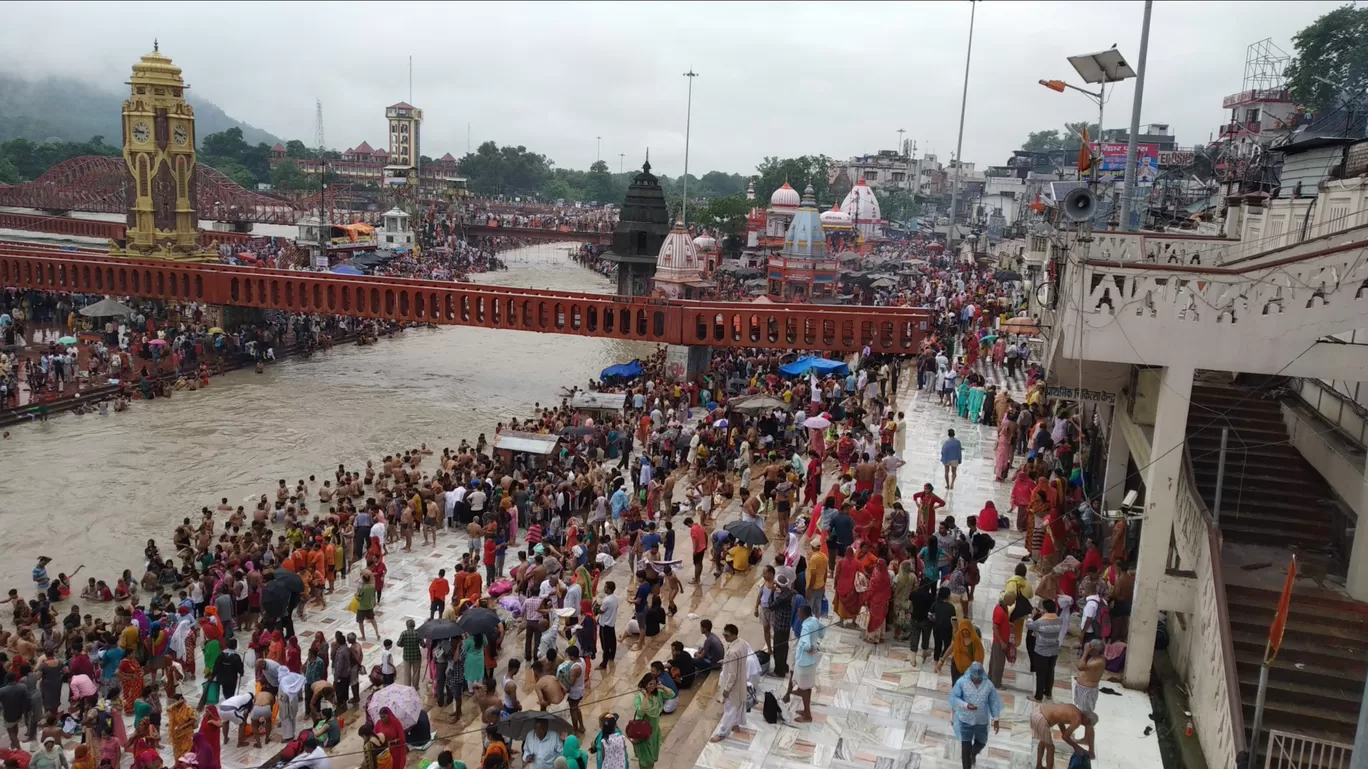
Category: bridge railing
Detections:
[{"x1": 0, "y1": 246, "x2": 930, "y2": 355}]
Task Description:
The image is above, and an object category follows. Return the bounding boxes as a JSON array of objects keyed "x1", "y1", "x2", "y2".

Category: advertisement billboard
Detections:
[{"x1": 1094, "y1": 142, "x2": 1159, "y2": 183}]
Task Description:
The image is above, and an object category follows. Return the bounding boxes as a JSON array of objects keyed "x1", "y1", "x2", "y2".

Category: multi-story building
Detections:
[
  {"x1": 830, "y1": 148, "x2": 944, "y2": 196},
  {"x1": 266, "y1": 102, "x2": 467, "y2": 199}
]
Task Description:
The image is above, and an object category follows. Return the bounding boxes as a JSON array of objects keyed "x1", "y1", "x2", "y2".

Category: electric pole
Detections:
[{"x1": 682, "y1": 68, "x2": 698, "y2": 226}]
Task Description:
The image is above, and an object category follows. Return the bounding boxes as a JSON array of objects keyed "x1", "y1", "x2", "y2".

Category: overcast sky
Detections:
[{"x1": 1, "y1": 1, "x2": 1343, "y2": 177}]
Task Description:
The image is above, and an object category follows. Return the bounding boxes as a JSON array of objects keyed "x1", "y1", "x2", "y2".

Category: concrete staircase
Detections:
[
  {"x1": 1186, "y1": 384, "x2": 1337, "y2": 553},
  {"x1": 1185, "y1": 383, "x2": 1368, "y2": 746}
]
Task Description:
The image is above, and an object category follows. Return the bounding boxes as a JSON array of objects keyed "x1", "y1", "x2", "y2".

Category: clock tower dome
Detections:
[{"x1": 114, "y1": 42, "x2": 213, "y2": 261}]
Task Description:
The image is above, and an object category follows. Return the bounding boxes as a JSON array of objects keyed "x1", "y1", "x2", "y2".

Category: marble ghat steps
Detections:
[
  {"x1": 1226, "y1": 582, "x2": 1368, "y2": 746},
  {"x1": 1184, "y1": 384, "x2": 1339, "y2": 551}
]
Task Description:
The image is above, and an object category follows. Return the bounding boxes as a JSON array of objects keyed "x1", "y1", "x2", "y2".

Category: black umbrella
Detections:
[
  {"x1": 497, "y1": 711, "x2": 573, "y2": 741},
  {"x1": 452, "y1": 607, "x2": 500, "y2": 636},
  {"x1": 724, "y1": 519, "x2": 768, "y2": 546},
  {"x1": 994, "y1": 269, "x2": 1023, "y2": 282},
  {"x1": 269, "y1": 570, "x2": 305, "y2": 595},
  {"x1": 261, "y1": 581, "x2": 291, "y2": 619},
  {"x1": 417, "y1": 619, "x2": 463, "y2": 642}
]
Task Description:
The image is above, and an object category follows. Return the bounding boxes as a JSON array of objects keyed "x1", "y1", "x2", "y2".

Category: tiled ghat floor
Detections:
[{"x1": 41, "y1": 360, "x2": 1160, "y2": 769}]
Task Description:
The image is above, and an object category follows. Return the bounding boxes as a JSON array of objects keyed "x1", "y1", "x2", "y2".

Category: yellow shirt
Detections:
[
  {"x1": 807, "y1": 552, "x2": 828, "y2": 590},
  {"x1": 730, "y1": 545, "x2": 751, "y2": 572}
]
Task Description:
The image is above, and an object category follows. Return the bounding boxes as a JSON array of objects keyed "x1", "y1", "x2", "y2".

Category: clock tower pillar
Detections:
[{"x1": 113, "y1": 42, "x2": 214, "y2": 262}]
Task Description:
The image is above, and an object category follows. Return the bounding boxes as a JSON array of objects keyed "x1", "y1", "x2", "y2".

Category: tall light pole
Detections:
[
  {"x1": 619, "y1": 153, "x2": 625, "y2": 174},
  {"x1": 1121, "y1": 1, "x2": 1153, "y2": 231},
  {"x1": 682, "y1": 68, "x2": 698, "y2": 226},
  {"x1": 946, "y1": 0, "x2": 977, "y2": 253},
  {"x1": 1040, "y1": 48, "x2": 1136, "y2": 191},
  {"x1": 596, "y1": 136, "x2": 602, "y2": 164}
]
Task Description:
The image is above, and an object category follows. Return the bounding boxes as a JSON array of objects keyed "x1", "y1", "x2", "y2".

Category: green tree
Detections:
[
  {"x1": 284, "y1": 139, "x2": 315, "y2": 159},
  {"x1": 201, "y1": 127, "x2": 249, "y2": 158},
  {"x1": 0, "y1": 155, "x2": 18, "y2": 185},
  {"x1": 270, "y1": 160, "x2": 310, "y2": 191},
  {"x1": 754, "y1": 155, "x2": 832, "y2": 206},
  {"x1": 1021, "y1": 129, "x2": 1063, "y2": 153},
  {"x1": 874, "y1": 188, "x2": 916, "y2": 224},
  {"x1": 694, "y1": 194, "x2": 753, "y2": 234},
  {"x1": 209, "y1": 158, "x2": 255, "y2": 189},
  {"x1": 457, "y1": 141, "x2": 552, "y2": 196},
  {"x1": 1286, "y1": 5, "x2": 1368, "y2": 114}
]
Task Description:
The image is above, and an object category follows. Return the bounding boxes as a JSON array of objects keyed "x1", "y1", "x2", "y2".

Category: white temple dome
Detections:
[
  {"x1": 820, "y1": 202, "x2": 852, "y2": 227},
  {"x1": 840, "y1": 180, "x2": 881, "y2": 223},
  {"x1": 693, "y1": 235, "x2": 718, "y2": 251},
  {"x1": 770, "y1": 182, "x2": 800, "y2": 209},
  {"x1": 655, "y1": 222, "x2": 701, "y2": 279}
]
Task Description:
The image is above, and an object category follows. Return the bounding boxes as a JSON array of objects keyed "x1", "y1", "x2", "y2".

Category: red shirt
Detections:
[
  {"x1": 690, "y1": 524, "x2": 707, "y2": 554},
  {"x1": 483, "y1": 538, "x2": 497, "y2": 566},
  {"x1": 992, "y1": 602, "x2": 1013, "y2": 646},
  {"x1": 429, "y1": 578, "x2": 450, "y2": 602}
]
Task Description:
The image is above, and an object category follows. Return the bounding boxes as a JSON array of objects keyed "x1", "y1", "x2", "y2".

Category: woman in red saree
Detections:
[
  {"x1": 117, "y1": 658, "x2": 145, "y2": 714},
  {"x1": 196, "y1": 707, "x2": 222, "y2": 768},
  {"x1": 1010, "y1": 471, "x2": 1035, "y2": 530},
  {"x1": 266, "y1": 631, "x2": 285, "y2": 665},
  {"x1": 834, "y1": 433, "x2": 856, "y2": 474},
  {"x1": 284, "y1": 636, "x2": 302, "y2": 674},
  {"x1": 977, "y1": 501, "x2": 1000, "y2": 533},
  {"x1": 863, "y1": 560, "x2": 892, "y2": 643},
  {"x1": 858, "y1": 495, "x2": 885, "y2": 547},
  {"x1": 373, "y1": 707, "x2": 407, "y2": 769},
  {"x1": 803, "y1": 452, "x2": 822, "y2": 504},
  {"x1": 833, "y1": 550, "x2": 863, "y2": 628}
]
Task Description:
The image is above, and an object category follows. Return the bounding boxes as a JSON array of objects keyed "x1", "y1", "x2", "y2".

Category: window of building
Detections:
[
  {"x1": 1244, "y1": 108, "x2": 1261, "y2": 125},
  {"x1": 863, "y1": 171, "x2": 878, "y2": 181},
  {"x1": 890, "y1": 172, "x2": 906, "y2": 182},
  {"x1": 386, "y1": 235, "x2": 394, "y2": 243}
]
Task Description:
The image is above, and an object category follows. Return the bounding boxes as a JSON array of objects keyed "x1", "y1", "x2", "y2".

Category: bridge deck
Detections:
[{"x1": 0, "y1": 244, "x2": 928, "y2": 355}]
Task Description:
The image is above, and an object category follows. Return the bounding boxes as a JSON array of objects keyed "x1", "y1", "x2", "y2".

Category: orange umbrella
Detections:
[{"x1": 1002, "y1": 317, "x2": 1040, "y2": 335}]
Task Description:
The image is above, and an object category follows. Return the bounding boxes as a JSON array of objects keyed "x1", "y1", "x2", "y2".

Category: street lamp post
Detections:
[
  {"x1": 682, "y1": 68, "x2": 698, "y2": 226},
  {"x1": 1120, "y1": 0, "x2": 1154, "y2": 231},
  {"x1": 946, "y1": 0, "x2": 977, "y2": 254},
  {"x1": 1040, "y1": 47, "x2": 1137, "y2": 195},
  {"x1": 596, "y1": 136, "x2": 602, "y2": 164},
  {"x1": 619, "y1": 153, "x2": 625, "y2": 174}
]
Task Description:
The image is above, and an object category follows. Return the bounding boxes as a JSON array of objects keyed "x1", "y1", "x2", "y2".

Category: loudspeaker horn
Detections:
[{"x1": 1062, "y1": 187, "x2": 1096, "y2": 223}]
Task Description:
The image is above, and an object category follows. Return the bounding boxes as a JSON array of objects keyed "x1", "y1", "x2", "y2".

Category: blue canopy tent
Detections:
[
  {"x1": 778, "y1": 356, "x2": 850, "y2": 377},
  {"x1": 600, "y1": 360, "x2": 644, "y2": 380},
  {"x1": 330, "y1": 265, "x2": 365, "y2": 275}
]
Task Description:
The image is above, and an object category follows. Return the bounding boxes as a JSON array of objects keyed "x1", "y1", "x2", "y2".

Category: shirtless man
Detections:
[
  {"x1": 1029, "y1": 702, "x2": 1096, "y2": 769},
  {"x1": 761, "y1": 460, "x2": 782, "y2": 514},
  {"x1": 1073, "y1": 640, "x2": 1106, "y2": 718},
  {"x1": 531, "y1": 659, "x2": 566, "y2": 711},
  {"x1": 471, "y1": 683, "x2": 501, "y2": 716},
  {"x1": 853, "y1": 454, "x2": 878, "y2": 498},
  {"x1": 308, "y1": 680, "x2": 336, "y2": 718}
]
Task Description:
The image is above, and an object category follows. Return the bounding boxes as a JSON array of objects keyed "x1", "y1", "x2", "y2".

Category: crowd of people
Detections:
[{"x1": 457, "y1": 202, "x2": 618, "y2": 234}]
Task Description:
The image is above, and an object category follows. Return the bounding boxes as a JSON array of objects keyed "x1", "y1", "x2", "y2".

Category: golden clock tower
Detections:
[{"x1": 112, "y1": 42, "x2": 214, "y2": 261}]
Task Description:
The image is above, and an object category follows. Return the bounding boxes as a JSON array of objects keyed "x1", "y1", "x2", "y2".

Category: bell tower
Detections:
[{"x1": 113, "y1": 42, "x2": 214, "y2": 262}]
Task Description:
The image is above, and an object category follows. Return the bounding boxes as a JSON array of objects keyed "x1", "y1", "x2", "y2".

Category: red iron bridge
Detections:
[{"x1": 0, "y1": 243, "x2": 929, "y2": 355}]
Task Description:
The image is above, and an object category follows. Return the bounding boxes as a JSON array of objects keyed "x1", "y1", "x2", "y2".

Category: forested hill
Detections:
[{"x1": 0, "y1": 73, "x2": 280, "y2": 147}]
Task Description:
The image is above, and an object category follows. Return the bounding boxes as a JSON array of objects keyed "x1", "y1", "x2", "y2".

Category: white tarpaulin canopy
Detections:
[{"x1": 79, "y1": 297, "x2": 136, "y2": 318}]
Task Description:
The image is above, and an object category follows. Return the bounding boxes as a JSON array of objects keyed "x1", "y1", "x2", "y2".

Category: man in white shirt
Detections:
[{"x1": 287, "y1": 738, "x2": 333, "y2": 769}]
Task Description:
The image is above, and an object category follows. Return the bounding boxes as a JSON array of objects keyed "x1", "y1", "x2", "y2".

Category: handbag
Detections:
[
  {"x1": 854, "y1": 572, "x2": 869, "y2": 593},
  {"x1": 624, "y1": 718, "x2": 653, "y2": 742}
]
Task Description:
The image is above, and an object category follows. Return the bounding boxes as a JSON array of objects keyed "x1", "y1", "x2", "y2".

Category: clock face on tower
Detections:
[
  {"x1": 133, "y1": 122, "x2": 151, "y2": 144},
  {"x1": 173, "y1": 125, "x2": 188, "y2": 146}
]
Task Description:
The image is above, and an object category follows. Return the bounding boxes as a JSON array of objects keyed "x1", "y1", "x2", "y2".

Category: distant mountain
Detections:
[{"x1": 0, "y1": 73, "x2": 281, "y2": 148}]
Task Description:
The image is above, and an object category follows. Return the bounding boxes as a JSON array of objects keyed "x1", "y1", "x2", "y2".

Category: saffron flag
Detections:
[
  {"x1": 1077, "y1": 127, "x2": 1093, "y2": 175},
  {"x1": 1265, "y1": 555, "x2": 1298, "y2": 665}
]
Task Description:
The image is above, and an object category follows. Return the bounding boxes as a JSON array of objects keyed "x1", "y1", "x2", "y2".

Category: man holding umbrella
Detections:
[{"x1": 521, "y1": 714, "x2": 564, "y2": 769}]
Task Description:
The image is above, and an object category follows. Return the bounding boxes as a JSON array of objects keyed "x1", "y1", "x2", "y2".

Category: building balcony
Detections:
[{"x1": 1046, "y1": 223, "x2": 1368, "y2": 380}]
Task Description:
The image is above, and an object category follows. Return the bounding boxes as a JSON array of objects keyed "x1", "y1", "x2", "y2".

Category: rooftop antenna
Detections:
[{"x1": 408, "y1": 55, "x2": 413, "y2": 105}]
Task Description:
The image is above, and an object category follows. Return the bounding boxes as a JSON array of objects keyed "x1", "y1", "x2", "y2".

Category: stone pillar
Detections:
[
  {"x1": 1102, "y1": 403, "x2": 1131, "y2": 511},
  {"x1": 664, "y1": 345, "x2": 711, "y2": 384},
  {"x1": 1123, "y1": 364, "x2": 1193, "y2": 689},
  {"x1": 1345, "y1": 470, "x2": 1368, "y2": 600}
]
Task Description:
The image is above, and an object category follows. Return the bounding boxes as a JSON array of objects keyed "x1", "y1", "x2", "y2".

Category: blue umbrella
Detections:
[
  {"x1": 600, "y1": 360, "x2": 644, "y2": 380},
  {"x1": 330, "y1": 265, "x2": 364, "y2": 276}
]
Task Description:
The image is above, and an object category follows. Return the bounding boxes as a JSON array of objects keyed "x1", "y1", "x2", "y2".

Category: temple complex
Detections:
[
  {"x1": 765, "y1": 183, "x2": 839, "y2": 300},
  {"x1": 651, "y1": 222, "x2": 712, "y2": 299}
]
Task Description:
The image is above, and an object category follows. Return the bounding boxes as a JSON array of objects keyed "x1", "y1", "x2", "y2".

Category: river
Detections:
[{"x1": 0, "y1": 242, "x2": 650, "y2": 589}]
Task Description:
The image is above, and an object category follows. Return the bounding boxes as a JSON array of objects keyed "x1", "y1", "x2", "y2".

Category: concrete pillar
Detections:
[
  {"x1": 1123, "y1": 364, "x2": 1193, "y2": 689},
  {"x1": 1102, "y1": 403, "x2": 1132, "y2": 511},
  {"x1": 664, "y1": 344, "x2": 711, "y2": 384},
  {"x1": 1345, "y1": 469, "x2": 1368, "y2": 601}
]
